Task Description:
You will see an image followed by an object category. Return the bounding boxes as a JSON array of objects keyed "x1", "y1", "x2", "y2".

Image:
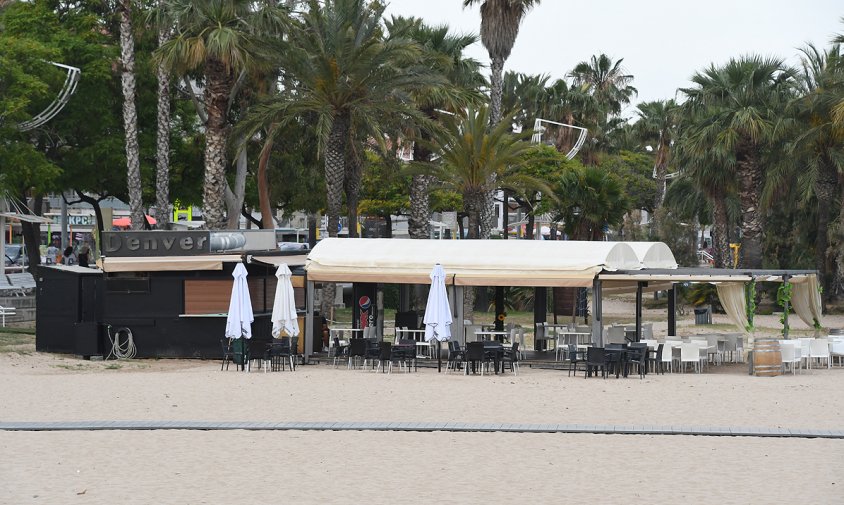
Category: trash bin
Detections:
[{"x1": 694, "y1": 306, "x2": 712, "y2": 325}]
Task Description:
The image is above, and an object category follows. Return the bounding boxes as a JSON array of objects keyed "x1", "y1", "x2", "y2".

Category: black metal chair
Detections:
[
  {"x1": 465, "y1": 341, "x2": 488, "y2": 375},
  {"x1": 397, "y1": 338, "x2": 417, "y2": 371},
  {"x1": 585, "y1": 347, "x2": 607, "y2": 378},
  {"x1": 503, "y1": 342, "x2": 520, "y2": 375},
  {"x1": 648, "y1": 343, "x2": 665, "y2": 374},
  {"x1": 220, "y1": 338, "x2": 236, "y2": 371},
  {"x1": 566, "y1": 344, "x2": 583, "y2": 377},
  {"x1": 267, "y1": 337, "x2": 292, "y2": 372},
  {"x1": 376, "y1": 341, "x2": 393, "y2": 373},
  {"x1": 331, "y1": 337, "x2": 348, "y2": 368},
  {"x1": 626, "y1": 343, "x2": 648, "y2": 379},
  {"x1": 446, "y1": 341, "x2": 465, "y2": 373},
  {"x1": 347, "y1": 338, "x2": 368, "y2": 369}
]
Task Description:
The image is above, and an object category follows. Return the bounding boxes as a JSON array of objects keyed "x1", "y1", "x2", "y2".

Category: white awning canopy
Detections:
[
  {"x1": 100, "y1": 255, "x2": 243, "y2": 272},
  {"x1": 305, "y1": 239, "x2": 677, "y2": 287},
  {"x1": 250, "y1": 254, "x2": 308, "y2": 267}
]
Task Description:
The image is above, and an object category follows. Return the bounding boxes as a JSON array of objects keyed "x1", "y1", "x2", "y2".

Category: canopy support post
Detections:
[
  {"x1": 635, "y1": 282, "x2": 644, "y2": 342},
  {"x1": 494, "y1": 286, "x2": 504, "y2": 331},
  {"x1": 305, "y1": 279, "x2": 315, "y2": 363},
  {"x1": 592, "y1": 279, "x2": 603, "y2": 347},
  {"x1": 667, "y1": 285, "x2": 677, "y2": 337},
  {"x1": 455, "y1": 285, "x2": 465, "y2": 347},
  {"x1": 534, "y1": 287, "x2": 547, "y2": 350}
]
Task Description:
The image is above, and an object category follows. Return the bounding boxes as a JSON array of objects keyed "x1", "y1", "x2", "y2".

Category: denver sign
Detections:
[{"x1": 102, "y1": 231, "x2": 211, "y2": 257}]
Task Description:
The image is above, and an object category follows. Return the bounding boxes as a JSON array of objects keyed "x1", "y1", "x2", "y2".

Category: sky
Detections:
[{"x1": 384, "y1": 0, "x2": 843, "y2": 117}]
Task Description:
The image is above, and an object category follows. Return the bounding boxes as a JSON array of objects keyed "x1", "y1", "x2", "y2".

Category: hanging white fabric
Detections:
[
  {"x1": 715, "y1": 282, "x2": 749, "y2": 334},
  {"x1": 791, "y1": 275, "x2": 823, "y2": 330}
]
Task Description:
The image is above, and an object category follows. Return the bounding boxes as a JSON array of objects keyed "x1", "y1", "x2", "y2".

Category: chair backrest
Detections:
[
  {"x1": 680, "y1": 343, "x2": 698, "y2": 361},
  {"x1": 780, "y1": 343, "x2": 796, "y2": 362},
  {"x1": 510, "y1": 342, "x2": 519, "y2": 361},
  {"x1": 661, "y1": 343, "x2": 675, "y2": 362},
  {"x1": 349, "y1": 338, "x2": 368, "y2": 357},
  {"x1": 654, "y1": 343, "x2": 664, "y2": 361},
  {"x1": 810, "y1": 338, "x2": 830, "y2": 357},
  {"x1": 290, "y1": 337, "x2": 298, "y2": 354},
  {"x1": 379, "y1": 341, "x2": 392, "y2": 360},
  {"x1": 586, "y1": 346, "x2": 605, "y2": 364},
  {"x1": 466, "y1": 341, "x2": 485, "y2": 361}
]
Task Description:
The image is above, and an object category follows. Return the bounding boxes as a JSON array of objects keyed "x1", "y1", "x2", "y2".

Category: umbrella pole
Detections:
[{"x1": 437, "y1": 340, "x2": 442, "y2": 373}]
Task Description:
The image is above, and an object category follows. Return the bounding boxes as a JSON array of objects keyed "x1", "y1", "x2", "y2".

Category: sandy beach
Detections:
[{"x1": 2, "y1": 298, "x2": 843, "y2": 504}]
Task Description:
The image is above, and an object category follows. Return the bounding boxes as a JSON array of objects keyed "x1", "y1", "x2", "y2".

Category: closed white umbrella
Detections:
[
  {"x1": 424, "y1": 264, "x2": 452, "y2": 372},
  {"x1": 225, "y1": 263, "x2": 254, "y2": 340},
  {"x1": 271, "y1": 264, "x2": 300, "y2": 338}
]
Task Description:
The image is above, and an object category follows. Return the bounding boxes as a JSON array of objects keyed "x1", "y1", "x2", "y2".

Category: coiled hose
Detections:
[{"x1": 106, "y1": 324, "x2": 136, "y2": 360}]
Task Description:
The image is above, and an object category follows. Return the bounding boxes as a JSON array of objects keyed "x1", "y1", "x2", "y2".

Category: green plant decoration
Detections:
[
  {"x1": 745, "y1": 279, "x2": 757, "y2": 333},
  {"x1": 777, "y1": 282, "x2": 793, "y2": 337}
]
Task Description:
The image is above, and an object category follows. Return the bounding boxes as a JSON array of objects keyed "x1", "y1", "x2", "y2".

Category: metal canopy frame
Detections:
[
  {"x1": 17, "y1": 62, "x2": 82, "y2": 132},
  {"x1": 530, "y1": 118, "x2": 587, "y2": 160}
]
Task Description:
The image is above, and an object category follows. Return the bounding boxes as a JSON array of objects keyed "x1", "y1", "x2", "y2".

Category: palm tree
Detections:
[
  {"x1": 787, "y1": 43, "x2": 844, "y2": 295},
  {"x1": 680, "y1": 56, "x2": 796, "y2": 269},
  {"x1": 463, "y1": 0, "x2": 540, "y2": 127},
  {"x1": 155, "y1": 0, "x2": 287, "y2": 229},
  {"x1": 150, "y1": 1, "x2": 172, "y2": 229},
  {"x1": 634, "y1": 99, "x2": 679, "y2": 233},
  {"x1": 244, "y1": 0, "x2": 437, "y2": 240},
  {"x1": 417, "y1": 105, "x2": 538, "y2": 238},
  {"x1": 118, "y1": 0, "x2": 144, "y2": 230},
  {"x1": 385, "y1": 16, "x2": 485, "y2": 240},
  {"x1": 569, "y1": 54, "x2": 637, "y2": 119},
  {"x1": 550, "y1": 165, "x2": 628, "y2": 241}
]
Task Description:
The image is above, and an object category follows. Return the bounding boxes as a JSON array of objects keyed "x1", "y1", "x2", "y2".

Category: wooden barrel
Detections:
[{"x1": 753, "y1": 338, "x2": 782, "y2": 377}]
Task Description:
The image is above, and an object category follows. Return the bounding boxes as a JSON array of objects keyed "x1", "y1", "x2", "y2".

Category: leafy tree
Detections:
[
  {"x1": 358, "y1": 152, "x2": 409, "y2": 238},
  {"x1": 549, "y1": 164, "x2": 629, "y2": 240},
  {"x1": 680, "y1": 55, "x2": 796, "y2": 269},
  {"x1": 462, "y1": 0, "x2": 540, "y2": 126},
  {"x1": 156, "y1": 0, "x2": 287, "y2": 229},
  {"x1": 634, "y1": 99, "x2": 679, "y2": 232},
  {"x1": 600, "y1": 150, "x2": 658, "y2": 216}
]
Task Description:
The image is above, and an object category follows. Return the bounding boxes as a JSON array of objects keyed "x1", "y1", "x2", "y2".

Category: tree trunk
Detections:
[
  {"x1": 479, "y1": 189, "x2": 495, "y2": 239},
  {"x1": 384, "y1": 214, "x2": 392, "y2": 238},
  {"x1": 526, "y1": 211, "x2": 535, "y2": 240},
  {"x1": 489, "y1": 56, "x2": 505, "y2": 127},
  {"x1": 154, "y1": 22, "x2": 172, "y2": 229},
  {"x1": 652, "y1": 139, "x2": 669, "y2": 236},
  {"x1": 324, "y1": 115, "x2": 348, "y2": 240},
  {"x1": 20, "y1": 193, "x2": 42, "y2": 270},
  {"x1": 409, "y1": 133, "x2": 434, "y2": 240},
  {"x1": 736, "y1": 145, "x2": 764, "y2": 269},
  {"x1": 224, "y1": 139, "x2": 248, "y2": 229},
  {"x1": 119, "y1": 0, "x2": 144, "y2": 231},
  {"x1": 814, "y1": 158, "x2": 837, "y2": 299},
  {"x1": 202, "y1": 58, "x2": 234, "y2": 229},
  {"x1": 710, "y1": 193, "x2": 730, "y2": 269},
  {"x1": 258, "y1": 133, "x2": 275, "y2": 229},
  {"x1": 345, "y1": 148, "x2": 362, "y2": 239},
  {"x1": 465, "y1": 191, "x2": 483, "y2": 240}
]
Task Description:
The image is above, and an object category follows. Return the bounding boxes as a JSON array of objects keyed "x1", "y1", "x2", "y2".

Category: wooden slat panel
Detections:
[
  {"x1": 184, "y1": 280, "x2": 230, "y2": 314},
  {"x1": 248, "y1": 277, "x2": 265, "y2": 313}
]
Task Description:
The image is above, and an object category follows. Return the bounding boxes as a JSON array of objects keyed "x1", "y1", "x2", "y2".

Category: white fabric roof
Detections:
[
  {"x1": 626, "y1": 242, "x2": 678, "y2": 269},
  {"x1": 306, "y1": 239, "x2": 676, "y2": 287}
]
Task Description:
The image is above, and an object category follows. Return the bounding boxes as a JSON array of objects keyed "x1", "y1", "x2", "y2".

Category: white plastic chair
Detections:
[
  {"x1": 830, "y1": 339, "x2": 844, "y2": 367},
  {"x1": 779, "y1": 342, "x2": 801, "y2": 374},
  {"x1": 809, "y1": 338, "x2": 831, "y2": 369},
  {"x1": 797, "y1": 338, "x2": 813, "y2": 368},
  {"x1": 680, "y1": 343, "x2": 700, "y2": 373},
  {"x1": 661, "y1": 342, "x2": 678, "y2": 373}
]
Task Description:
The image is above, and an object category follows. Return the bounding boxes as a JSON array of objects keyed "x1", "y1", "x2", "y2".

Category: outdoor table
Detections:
[
  {"x1": 474, "y1": 330, "x2": 510, "y2": 343},
  {"x1": 394, "y1": 328, "x2": 430, "y2": 358}
]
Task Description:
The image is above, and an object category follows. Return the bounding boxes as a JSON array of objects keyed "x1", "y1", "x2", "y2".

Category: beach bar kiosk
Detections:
[{"x1": 36, "y1": 230, "x2": 312, "y2": 358}]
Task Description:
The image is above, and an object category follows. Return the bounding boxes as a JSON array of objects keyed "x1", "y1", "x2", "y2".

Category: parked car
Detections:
[{"x1": 3, "y1": 244, "x2": 27, "y2": 267}]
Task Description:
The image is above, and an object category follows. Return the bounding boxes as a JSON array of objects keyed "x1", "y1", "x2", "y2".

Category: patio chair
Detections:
[
  {"x1": 627, "y1": 344, "x2": 648, "y2": 379},
  {"x1": 584, "y1": 347, "x2": 607, "y2": 379},
  {"x1": 220, "y1": 338, "x2": 236, "y2": 371},
  {"x1": 565, "y1": 344, "x2": 583, "y2": 377},
  {"x1": 779, "y1": 342, "x2": 800, "y2": 374},
  {"x1": 809, "y1": 338, "x2": 831, "y2": 369},
  {"x1": 679, "y1": 343, "x2": 700, "y2": 373},
  {"x1": 534, "y1": 322, "x2": 556, "y2": 352},
  {"x1": 347, "y1": 338, "x2": 368, "y2": 369},
  {"x1": 396, "y1": 339, "x2": 418, "y2": 371},
  {"x1": 376, "y1": 342, "x2": 393, "y2": 373},
  {"x1": 830, "y1": 339, "x2": 844, "y2": 367},
  {"x1": 268, "y1": 337, "x2": 294, "y2": 372},
  {"x1": 648, "y1": 343, "x2": 665, "y2": 375},
  {"x1": 465, "y1": 341, "x2": 488, "y2": 375},
  {"x1": 445, "y1": 341, "x2": 465, "y2": 374},
  {"x1": 331, "y1": 337, "x2": 348, "y2": 368},
  {"x1": 503, "y1": 342, "x2": 520, "y2": 375}
]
